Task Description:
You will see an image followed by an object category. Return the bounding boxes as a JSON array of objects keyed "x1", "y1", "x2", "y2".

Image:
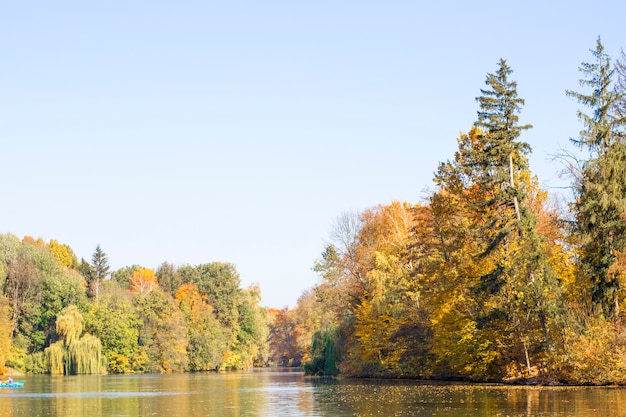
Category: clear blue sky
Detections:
[{"x1": 2, "y1": 1, "x2": 625, "y2": 308}]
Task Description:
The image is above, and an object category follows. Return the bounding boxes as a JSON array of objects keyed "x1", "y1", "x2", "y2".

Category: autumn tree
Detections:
[
  {"x1": 314, "y1": 211, "x2": 365, "y2": 312},
  {"x1": 473, "y1": 59, "x2": 564, "y2": 377},
  {"x1": 22, "y1": 236, "x2": 45, "y2": 247},
  {"x1": 306, "y1": 211, "x2": 367, "y2": 376},
  {"x1": 267, "y1": 307, "x2": 299, "y2": 366},
  {"x1": 129, "y1": 267, "x2": 158, "y2": 295},
  {"x1": 48, "y1": 240, "x2": 78, "y2": 269},
  {"x1": 348, "y1": 202, "x2": 433, "y2": 377},
  {"x1": 426, "y1": 61, "x2": 564, "y2": 380},
  {"x1": 0, "y1": 295, "x2": 12, "y2": 373},
  {"x1": 175, "y1": 283, "x2": 226, "y2": 371},
  {"x1": 110, "y1": 265, "x2": 142, "y2": 289},
  {"x1": 429, "y1": 128, "x2": 503, "y2": 379}
]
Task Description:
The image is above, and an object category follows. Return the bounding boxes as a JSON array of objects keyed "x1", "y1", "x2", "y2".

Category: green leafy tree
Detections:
[
  {"x1": 134, "y1": 288, "x2": 188, "y2": 373},
  {"x1": 44, "y1": 305, "x2": 106, "y2": 375},
  {"x1": 77, "y1": 258, "x2": 94, "y2": 284},
  {"x1": 233, "y1": 284, "x2": 269, "y2": 368},
  {"x1": 40, "y1": 269, "x2": 88, "y2": 340},
  {"x1": 567, "y1": 38, "x2": 626, "y2": 318},
  {"x1": 156, "y1": 262, "x2": 183, "y2": 297},
  {"x1": 192, "y1": 263, "x2": 242, "y2": 346},
  {"x1": 84, "y1": 285, "x2": 145, "y2": 373},
  {"x1": 303, "y1": 328, "x2": 340, "y2": 376}
]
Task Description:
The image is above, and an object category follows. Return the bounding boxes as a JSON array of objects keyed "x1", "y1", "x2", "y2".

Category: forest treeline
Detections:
[
  {"x1": 2, "y1": 39, "x2": 626, "y2": 384},
  {"x1": 268, "y1": 39, "x2": 626, "y2": 384},
  {"x1": 0, "y1": 237, "x2": 270, "y2": 375}
]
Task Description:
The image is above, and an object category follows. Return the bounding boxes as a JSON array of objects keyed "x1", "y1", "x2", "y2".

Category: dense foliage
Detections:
[
  {"x1": 267, "y1": 38, "x2": 626, "y2": 385},
  {"x1": 0, "y1": 236, "x2": 269, "y2": 374}
]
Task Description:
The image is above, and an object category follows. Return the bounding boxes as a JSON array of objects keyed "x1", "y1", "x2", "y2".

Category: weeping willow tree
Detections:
[
  {"x1": 56, "y1": 305, "x2": 83, "y2": 344},
  {"x1": 66, "y1": 335, "x2": 105, "y2": 375},
  {"x1": 44, "y1": 305, "x2": 106, "y2": 375},
  {"x1": 303, "y1": 329, "x2": 340, "y2": 376},
  {"x1": 44, "y1": 343, "x2": 65, "y2": 375}
]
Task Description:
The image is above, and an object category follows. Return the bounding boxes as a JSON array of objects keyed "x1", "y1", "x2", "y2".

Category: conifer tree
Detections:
[
  {"x1": 567, "y1": 38, "x2": 626, "y2": 318},
  {"x1": 435, "y1": 59, "x2": 562, "y2": 377},
  {"x1": 88, "y1": 245, "x2": 110, "y2": 299},
  {"x1": 473, "y1": 59, "x2": 532, "y2": 253}
]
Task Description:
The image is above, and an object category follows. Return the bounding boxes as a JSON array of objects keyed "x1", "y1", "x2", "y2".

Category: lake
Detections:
[{"x1": 1, "y1": 369, "x2": 625, "y2": 416}]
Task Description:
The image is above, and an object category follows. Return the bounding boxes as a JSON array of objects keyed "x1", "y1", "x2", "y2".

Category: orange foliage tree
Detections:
[{"x1": 130, "y1": 267, "x2": 158, "y2": 295}]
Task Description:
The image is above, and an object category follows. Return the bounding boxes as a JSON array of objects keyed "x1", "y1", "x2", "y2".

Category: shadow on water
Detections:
[{"x1": 310, "y1": 377, "x2": 626, "y2": 417}]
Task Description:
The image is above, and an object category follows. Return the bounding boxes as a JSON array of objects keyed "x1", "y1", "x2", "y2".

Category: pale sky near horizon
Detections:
[{"x1": 2, "y1": 1, "x2": 625, "y2": 308}]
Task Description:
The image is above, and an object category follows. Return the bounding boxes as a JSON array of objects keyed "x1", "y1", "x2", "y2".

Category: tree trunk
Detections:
[
  {"x1": 509, "y1": 153, "x2": 521, "y2": 221},
  {"x1": 523, "y1": 338, "x2": 532, "y2": 375}
]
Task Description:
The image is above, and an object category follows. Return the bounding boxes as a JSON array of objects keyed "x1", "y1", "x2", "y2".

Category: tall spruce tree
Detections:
[
  {"x1": 88, "y1": 244, "x2": 110, "y2": 299},
  {"x1": 466, "y1": 59, "x2": 560, "y2": 375},
  {"x1": 471, "y1": 59, "x2": 532, "y2": 255},
  {"x1": 567, "y1": 38, "x2": 626, "y2": 318}
]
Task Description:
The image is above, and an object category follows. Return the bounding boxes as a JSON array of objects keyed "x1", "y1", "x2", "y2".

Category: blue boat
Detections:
[{"x1": 0, "y1": 381, "x2": 23, "y2": 388}]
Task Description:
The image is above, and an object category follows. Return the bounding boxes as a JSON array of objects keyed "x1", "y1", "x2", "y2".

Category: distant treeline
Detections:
[
  {"x1": 267, "y1": 38, "x2": 626, "y2": 385},
  {"x1": 0, "y1": 238, "x2": 269, "y2": 374}
]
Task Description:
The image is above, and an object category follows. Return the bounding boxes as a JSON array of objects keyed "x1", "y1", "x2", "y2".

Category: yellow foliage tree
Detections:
[
  {"x1": 175, "y1": 283, "x2": 225, "y2": 371},
  {"x1": 348, "y1": 202, "x2": 433, "y2": 376},
  {"x1": 22, "y1": 236, "x2": 45, "y2": 247},
  {"x1": 48, "y1": 239, "x2": 77, "y2": 269},
  {"x1": 130, "y1": 267, "x2": 159, "y2": 295},
  {"x1": 0, "y1": 295, "x2": 12, "y2": 374}
]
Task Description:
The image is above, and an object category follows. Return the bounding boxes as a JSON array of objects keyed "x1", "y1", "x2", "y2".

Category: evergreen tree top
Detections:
[
  {"x1": 566, "y1": 37, "x2": 626, "y2": 156},
  {"x1": 91, "y1": 244, "x2": 110, "y2": 281},
  {"x1": 466, "y1": 59, "x2": 532, "y2": 182},
  {"x1": 476, "y1": 59, "x2": 532, "y2": 138}
]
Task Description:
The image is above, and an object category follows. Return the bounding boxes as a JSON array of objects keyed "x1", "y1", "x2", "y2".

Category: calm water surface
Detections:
[{"x1": 0, "y1": 369, "x2": 625, "y2": 416}]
